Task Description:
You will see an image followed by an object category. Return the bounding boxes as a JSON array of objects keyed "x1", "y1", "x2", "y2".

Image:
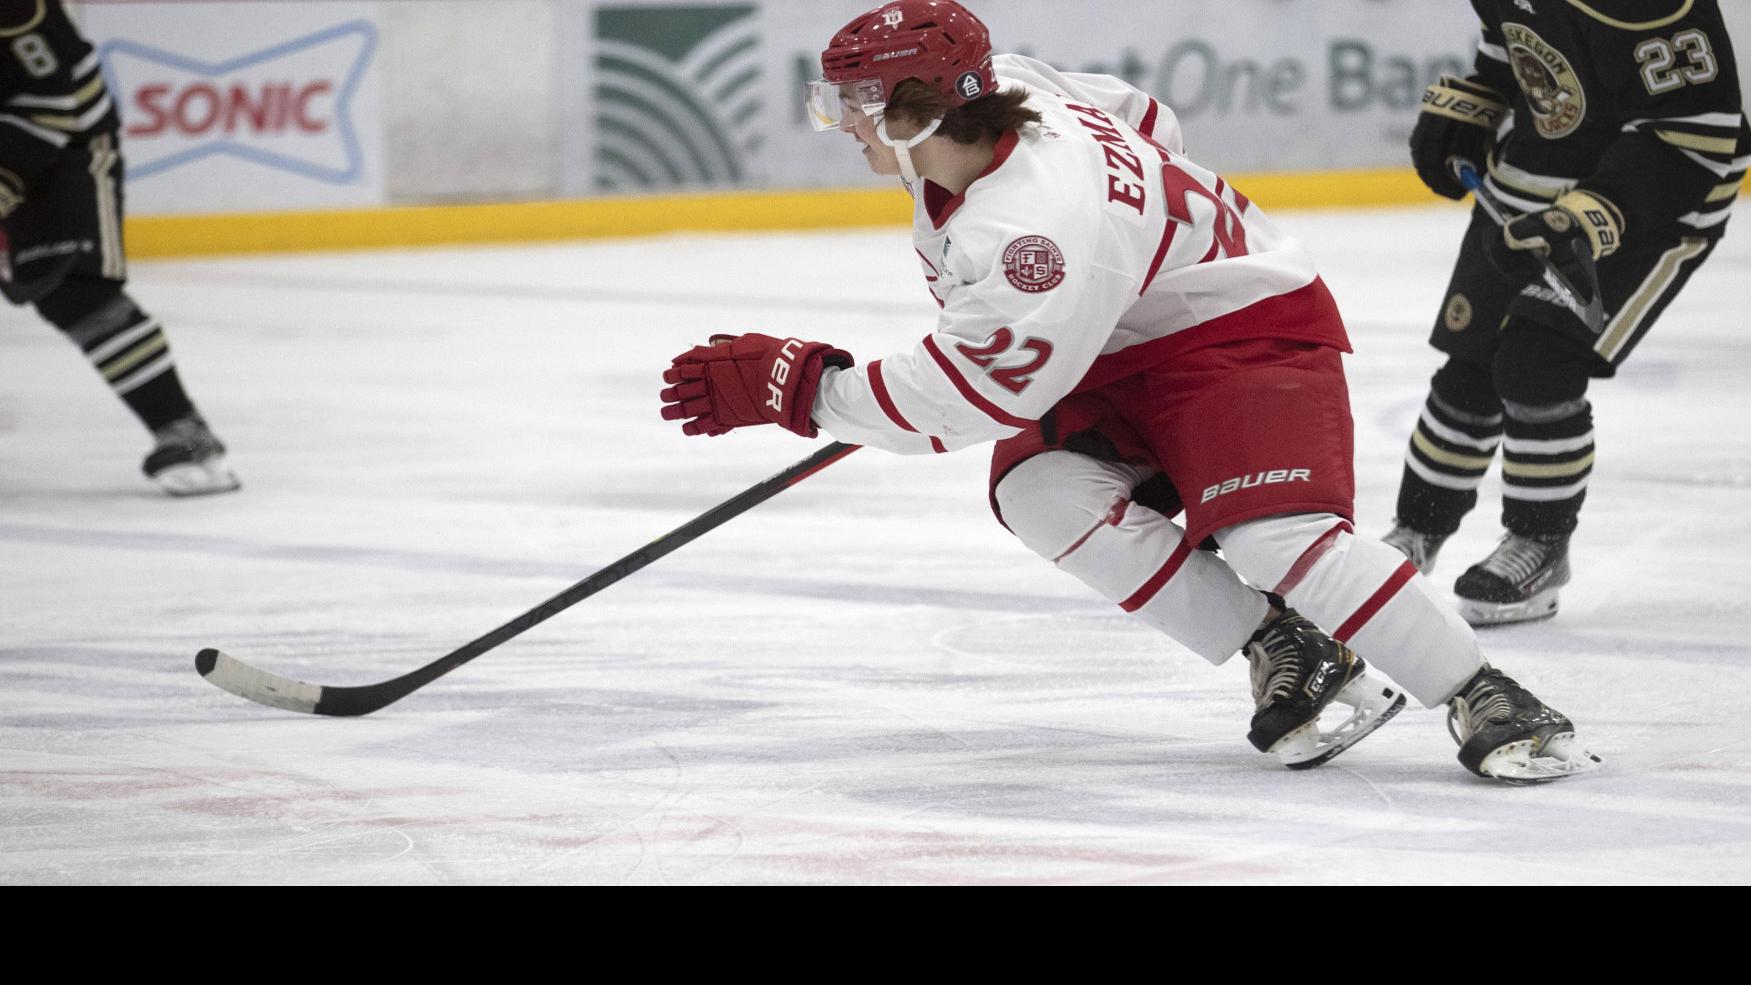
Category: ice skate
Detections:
[
  {"x1": 1245, "y1": 599, "x2": 1406, "y2": 770},
  {"x1": 1454, "y1": 532, "x2": 1568, "y2": 626},
  {"x1": 1382, "y1": 521, "x2": 1445, "y2": 574},
  {"x1": 1447, "y1": 665, "x2": 1602, "y2": 782},
  {"x1": 142, "y1": 415, "x2": 240, "y2": 497}
]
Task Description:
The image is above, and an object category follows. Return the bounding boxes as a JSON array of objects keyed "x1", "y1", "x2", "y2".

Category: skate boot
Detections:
[
  {"x1": 1381, "y1": 521, "x2": 1445, "y2": 574},
  {"x1": 1245, "y1": 597, "x2": 1406, "y2": 770},
  {"x1": 1447, "y1": 665, "x2": 1602, "y2": 782},
  {"x1": 1454, "y1": 532, "x2": 1569, "y2": 626},
  {"x1": 142, "y1": 415, "x2": 241, "y2": 497}
]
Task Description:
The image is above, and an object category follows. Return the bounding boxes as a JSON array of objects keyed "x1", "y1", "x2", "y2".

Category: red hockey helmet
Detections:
[{"x1": 806, "y1": 0, "x2": 997, "y2": 131}]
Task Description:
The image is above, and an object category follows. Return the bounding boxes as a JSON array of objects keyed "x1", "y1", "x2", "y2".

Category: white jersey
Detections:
[{"x1": 813, "y1": 54, "x2": 1347, "y2": 455}]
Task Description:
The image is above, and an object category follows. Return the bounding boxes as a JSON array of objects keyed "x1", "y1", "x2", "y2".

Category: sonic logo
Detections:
[
  {"x1": 98, "y1": 20, "x2": 376, "y2": 183},
  {"x1": 129, "y1": 81, "x2": 334, "y2": 137}
]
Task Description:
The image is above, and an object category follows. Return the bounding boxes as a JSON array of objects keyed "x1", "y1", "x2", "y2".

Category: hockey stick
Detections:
[
  {"x1": 1450, "y1": 157, "x2": 1606, "y2": 336},
  {"x1": 196, "y1": 441, "x2": 862, "y2": 716}
]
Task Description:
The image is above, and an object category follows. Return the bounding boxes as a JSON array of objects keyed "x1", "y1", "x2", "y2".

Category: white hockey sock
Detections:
[
  {"x1": 1217, "y1": 513, "x2": 1483, "y2": 706},
  {"x1": 995, "y1": 452, "x2": 1265, "y2": 664}
]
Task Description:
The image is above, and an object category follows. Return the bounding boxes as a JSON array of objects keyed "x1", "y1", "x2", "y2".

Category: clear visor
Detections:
[{"x1": 805, "y1": 77, "x2": 886, "y2": 131}]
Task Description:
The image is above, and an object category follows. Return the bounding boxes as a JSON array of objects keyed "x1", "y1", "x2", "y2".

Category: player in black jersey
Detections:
[
  {"x1": 0, "y1": 0, "x2": 237, "y2": 495},
  {"x1": 1385, "y1": 0, "x2": 1744, "y2": 624}
]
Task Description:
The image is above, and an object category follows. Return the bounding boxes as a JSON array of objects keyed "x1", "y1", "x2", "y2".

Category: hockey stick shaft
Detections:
[
  {"x1": 197, "y1": 441, "x2": 862, "y2": 716},
  {"x1": 1449, "y1": 157, "x2": 1605, "y2": 334}
]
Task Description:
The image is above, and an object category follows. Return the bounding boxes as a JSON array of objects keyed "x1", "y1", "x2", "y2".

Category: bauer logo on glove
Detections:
[{"x1": 660, "y1": 332, "x2": 854, "y2": 438}]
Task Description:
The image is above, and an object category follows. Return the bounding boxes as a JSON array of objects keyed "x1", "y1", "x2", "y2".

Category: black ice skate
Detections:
[
  {"x1": 1454, "y1": 532, "x2": 1569, "y2": 626},
  {"x1": 1447, "y1": 665, "x2": 1602, "y2": 782},
  {"x1": 1245, "y1": 598, "x2": 1406, "y2": 770},
  {"x1": 142, "y1": 415, "x2": 241, "y2": 497},
  {"x1": 1381, "y1": 521, "x2": 1445, "y2": 574}
]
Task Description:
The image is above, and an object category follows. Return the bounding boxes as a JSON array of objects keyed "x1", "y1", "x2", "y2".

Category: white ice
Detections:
[{"x1": 3, "y1": 202, "x2": 1749, "y2": 884}]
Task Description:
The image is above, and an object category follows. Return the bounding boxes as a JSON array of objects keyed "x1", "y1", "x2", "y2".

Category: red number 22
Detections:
[{"x1": 955, "y1": 327, "x2": 1055, "y2": 395}]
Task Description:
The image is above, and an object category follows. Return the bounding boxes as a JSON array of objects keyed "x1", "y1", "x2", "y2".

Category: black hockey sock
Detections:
[
  {"x1": 1500, "y1": 397, "x2": 1592, "y2": 538},
  {"x1": 43, "y1": 289, "x2": 197, "y2": 431},
  {"x1": 1396, "y1": 360, "x2": 1502, "y2": 536}
]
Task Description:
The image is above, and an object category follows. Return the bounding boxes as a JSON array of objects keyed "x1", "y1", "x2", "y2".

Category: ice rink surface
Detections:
[{"x1": 3, "y1": 202, "x2": 1749, "y2": 884}]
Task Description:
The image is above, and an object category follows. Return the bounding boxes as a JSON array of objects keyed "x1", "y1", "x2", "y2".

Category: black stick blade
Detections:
[
  {"x1": 196, "y1": 648, "x2": 324, "y2": 714},
  {"x1": 193, "y1": 443, "x2": 860, "y2": 718}
]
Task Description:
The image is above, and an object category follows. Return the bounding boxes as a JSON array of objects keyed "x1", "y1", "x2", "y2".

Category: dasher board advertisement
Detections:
[
  {"x1": 560, "y1": 0, "x2": 1481, "y2": 195},
  {"x1": 72, "y1": 0, "x2": 384, "y2": 214}
]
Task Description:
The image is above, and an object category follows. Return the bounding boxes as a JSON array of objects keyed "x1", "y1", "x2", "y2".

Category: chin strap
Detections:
[{"x1": 875, "y1": 114, "x2": 943, "y2": 185}]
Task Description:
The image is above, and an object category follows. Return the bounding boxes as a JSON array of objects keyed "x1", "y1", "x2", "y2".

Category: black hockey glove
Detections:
[
  {"x1": 1411, "y1": 75, "x2": 1507, "y2": 200},
  {"x1": 1485, "y1": 190, "x2": 1622, "y2": 280},
  {"x1": 1486, "y1": 190, "x2": 1621, "y2": 334}
]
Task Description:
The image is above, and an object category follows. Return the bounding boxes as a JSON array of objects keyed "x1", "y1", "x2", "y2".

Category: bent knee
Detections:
[
  {"x1": 35, "y1": 275, "x2": 128, "y2": 333},
  {"x1": 1489, "y1": 327, "x2": 1592, "y2": 405},
  {"x1": 1216, "y1": 512, "x2": 1350, "y2": 589},
  {"x1": 994, "y1": 451, "x2": 1146, "y2": 558}
]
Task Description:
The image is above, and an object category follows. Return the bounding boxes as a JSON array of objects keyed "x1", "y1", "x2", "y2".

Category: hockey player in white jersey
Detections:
[{"x1": 659, "y1": 0, "x2": 1600, "y2": 782}]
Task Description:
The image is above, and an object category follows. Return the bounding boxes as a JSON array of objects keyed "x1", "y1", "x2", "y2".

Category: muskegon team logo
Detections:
[
  {"x1": 1502, "y1": 23, "x2": 1585, "y2": 139},
  {"x1": 1002, "y1": 235, "x2": 1065, "y2": 292},
  {"x1": 1445, "y1": 293, "x2": 1473, "y2": 332}
]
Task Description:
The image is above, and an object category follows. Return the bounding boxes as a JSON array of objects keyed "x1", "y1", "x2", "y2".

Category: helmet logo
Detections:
[
  {"x1": 883, "y1": 7, "x2": 903, "y2": 27},
  {"x1": 956, "y1": 71, "x2": 984, "y2": 99}
]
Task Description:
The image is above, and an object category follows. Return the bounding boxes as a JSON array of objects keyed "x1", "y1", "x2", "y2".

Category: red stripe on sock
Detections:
[
  {"x1": 1333, "y1": 560, "x2": 1418, "y2": 643},
  {"x1": 1273, "y1": 520, "x2": 1353, "y2": 596},
  {"x1": 1119, "y1": 537, "x2": 1193, "y2": 612}
]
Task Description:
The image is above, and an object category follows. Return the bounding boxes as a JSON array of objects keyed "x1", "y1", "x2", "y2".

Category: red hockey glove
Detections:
[{"x1": 660, "y1": 333, "x2": 854, "y2": 437}]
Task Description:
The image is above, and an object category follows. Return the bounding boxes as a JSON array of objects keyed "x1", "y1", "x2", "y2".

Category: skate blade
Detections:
[
  {"x1": 153, "y1": 458, "x2": 242, "y2": 497},
  {"x1": 1274, "y1": 678, "x2": 1408, "y2": 770},
  {"x1": 1457, "y1": 587, "x2": 1560, "y2": 627},
  {"x1": 1476, "y1": 731, "x2": 1604, "y2": 784}
]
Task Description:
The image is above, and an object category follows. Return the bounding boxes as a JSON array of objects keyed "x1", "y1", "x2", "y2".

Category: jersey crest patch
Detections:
[
  {"x1": 1002, "y1": 235, "x2": 1065, "y2": 293},
  {"x1": 1502, "y1": 23, "x2": 1586, "y2": 139}
]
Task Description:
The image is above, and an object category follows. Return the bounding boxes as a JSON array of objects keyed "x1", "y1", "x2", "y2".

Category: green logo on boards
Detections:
[{"x1": 594, "y1": 5, "x2": 761, "y2": 191}]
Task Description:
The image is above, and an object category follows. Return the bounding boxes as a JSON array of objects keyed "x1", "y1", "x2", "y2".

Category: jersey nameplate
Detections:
[{"x1": 1064, "y1": 102, "x2": 1147, "y2": 216}]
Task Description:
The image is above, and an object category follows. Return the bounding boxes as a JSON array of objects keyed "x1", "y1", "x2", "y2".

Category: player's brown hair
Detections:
[{"x1": 886, "y1": 78, "x2": 1040, "y2": 144}]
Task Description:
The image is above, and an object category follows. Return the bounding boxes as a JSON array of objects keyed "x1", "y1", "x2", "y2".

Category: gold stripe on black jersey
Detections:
[
  {"x1": 0, "y1": 0, "x2": 45, "y2": 37},
  {"x1": 1486, "y1": 154, "x2": 1571, "y2": 201},
  {"x1": 30, "y1": 97, "x2": 113, "y2": 132},
  {"x1": 8, "y1": 72, "x2": 104, "y2": 112},
  {"x1": 1656, "y1": 129, "x2": 1741, "y2": 155},
  {"x1": 1595, "y1": 238, "x2": 1709, "y2": 361},
  {"x1": 1564, "y1": 0, "x2": 1692, "y2": 31},
  {"x1": 87, "y1": 133, "x2": 123, "y2": 279}
]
